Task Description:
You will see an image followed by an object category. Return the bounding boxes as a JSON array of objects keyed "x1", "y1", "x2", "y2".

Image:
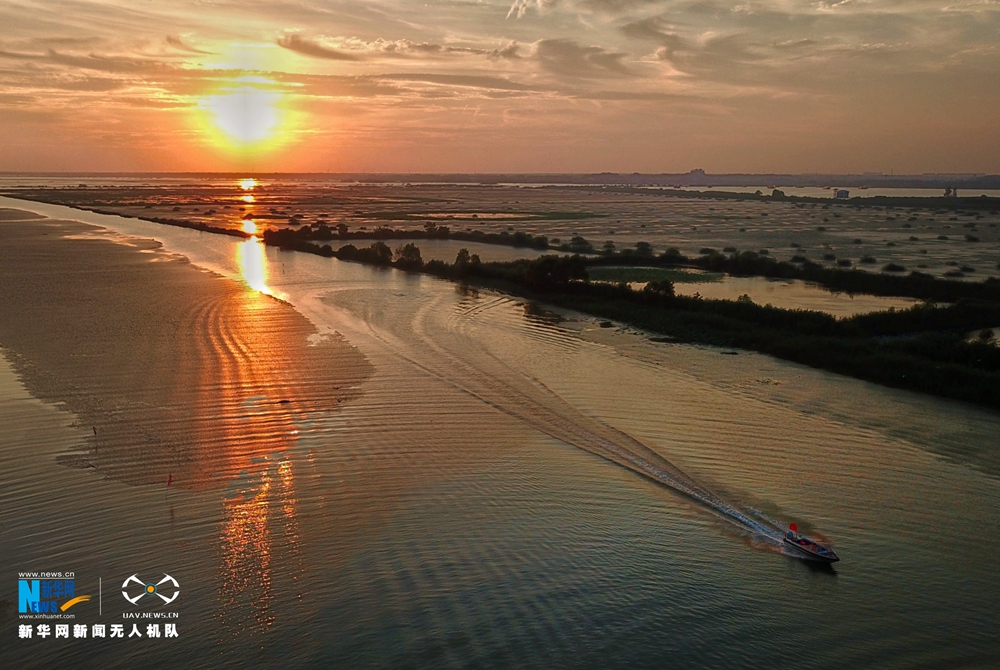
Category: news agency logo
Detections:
[
  {"x1": 122, "y1": 574, "x2": 179, "y2": 606},
  {"x1": 18, "y1": 574, "x2": 91, "y2": 615}
]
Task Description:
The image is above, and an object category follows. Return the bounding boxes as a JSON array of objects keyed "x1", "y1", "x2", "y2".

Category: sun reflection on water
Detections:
[
  {"x1": 236, "y1": 236, "x2": 274, "y2": 296},
  {"x1": 218, "y1": 456, "x2": 302, "y2": 634}
]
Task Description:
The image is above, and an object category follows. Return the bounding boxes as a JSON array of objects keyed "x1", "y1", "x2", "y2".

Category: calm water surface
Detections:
[
  {"x1": 1, "y1": 197, "x2": 999, "y2": 668},
  {"x1": 672, "y1": 275, "x2": 920, "y2": 317}
]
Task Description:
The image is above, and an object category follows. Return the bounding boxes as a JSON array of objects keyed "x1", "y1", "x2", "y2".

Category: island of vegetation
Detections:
[{"x1": 256, "y1": 230, "x2": 1000, "y2": 411}]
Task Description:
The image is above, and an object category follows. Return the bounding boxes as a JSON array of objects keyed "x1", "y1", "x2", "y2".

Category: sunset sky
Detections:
[{"x1": 2, "y1": 0, "x2": 998, "y2": 173}]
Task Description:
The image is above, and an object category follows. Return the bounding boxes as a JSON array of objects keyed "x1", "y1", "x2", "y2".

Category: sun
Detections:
[
  {"x1": 203, "y1": 85, "x2": 280, "y2": 143},
  {"x1": 239, "y1": 178, "x2": 257, "y2": 191},
  {"x1": 194, "y1": 76, "x2": 298, "y2": 156}
]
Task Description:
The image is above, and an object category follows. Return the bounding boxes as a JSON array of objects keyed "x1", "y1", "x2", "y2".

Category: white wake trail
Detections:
[{"x1": 347, "y1": 290, "x2": 787, "y2": 546}]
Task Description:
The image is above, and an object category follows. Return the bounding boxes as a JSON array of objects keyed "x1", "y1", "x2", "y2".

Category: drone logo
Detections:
[{"x1": 122, "y1": 574, "x2": 179, "y2": 606}]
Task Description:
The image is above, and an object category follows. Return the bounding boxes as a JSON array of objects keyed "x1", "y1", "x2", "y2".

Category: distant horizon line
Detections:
[
  {"x1": 1, "y1": 170, "x2": 996, "y2": 178},
  {"x1": 4, "y1": 170, "x2": 999, "y2": 190}
]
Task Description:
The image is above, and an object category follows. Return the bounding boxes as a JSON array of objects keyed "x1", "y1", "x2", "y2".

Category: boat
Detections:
[{"x1": 783, "y1": 524, "x2": 840, "y2": 562}]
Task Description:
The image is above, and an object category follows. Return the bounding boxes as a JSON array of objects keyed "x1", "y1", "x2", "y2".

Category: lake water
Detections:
[
  {"x1": 672, "y1": 276, "x2": 920, "y2": 317},
  {"x1": 2, "y1": 196, "x2": 999, "y2": 669}
]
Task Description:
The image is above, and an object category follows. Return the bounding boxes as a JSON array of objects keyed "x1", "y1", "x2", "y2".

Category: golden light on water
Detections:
[
  {"x1": 241, "y1": 194, "x2": 256, "y2": 203},
  {"x1": 237, "y1": 236, "x2": 273, "y2": 296},
  {"x1": 239, "y1": 178, "x2": 257, "y2": 191},
  {"x1": 242, "y1": 220, "x2": 258, "y2": 235},
  {"x1": 218, "y1": 456, "x2": 301, "y2": 633}
]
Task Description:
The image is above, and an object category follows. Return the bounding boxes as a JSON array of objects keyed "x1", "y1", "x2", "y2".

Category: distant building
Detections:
[{"x1": 834, "y1": 190, "x2": 850, "y2": 199}]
